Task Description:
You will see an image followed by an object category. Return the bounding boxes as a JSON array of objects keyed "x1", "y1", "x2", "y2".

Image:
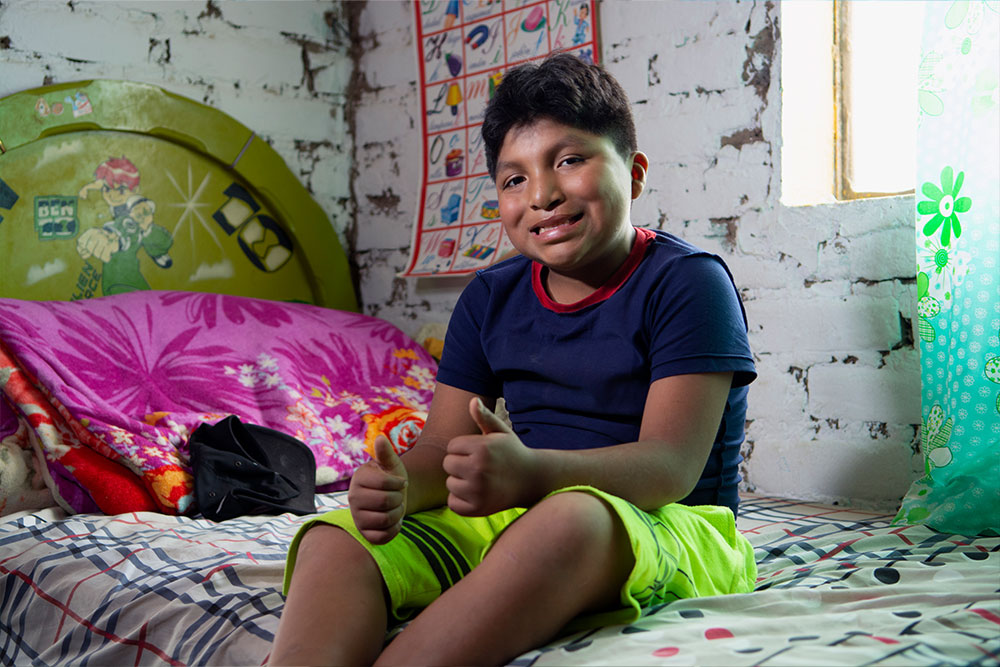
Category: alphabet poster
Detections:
[{"x1": 401, "y1": 0, "x2": 599, "y2": 277}]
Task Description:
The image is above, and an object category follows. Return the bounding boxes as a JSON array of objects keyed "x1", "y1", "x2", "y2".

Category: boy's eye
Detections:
[
  {"x1": 558, "y1": 156, "x2": 583, "y2": 167},
  {"x1": 502, "y1": 175, "x2": 525, "y2": 189}
]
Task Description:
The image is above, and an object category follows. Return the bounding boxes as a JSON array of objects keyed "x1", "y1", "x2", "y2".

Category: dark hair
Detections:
[{"x1": 481, "y1": 52, "x2": 637, "y2": 181}]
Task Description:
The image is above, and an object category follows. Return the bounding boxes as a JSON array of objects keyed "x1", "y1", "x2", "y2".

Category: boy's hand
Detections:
[
  {"x1": 443, "y1": 398, "x2": 541, "y2": 516},
  {"x1": 347, "y1": 435, "x2": 408, "y2": 544}
]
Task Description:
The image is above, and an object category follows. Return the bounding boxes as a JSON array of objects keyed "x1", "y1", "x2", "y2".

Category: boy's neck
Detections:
[{"x1": 539, "y1": 226, "x2": 638, "y2": 305}]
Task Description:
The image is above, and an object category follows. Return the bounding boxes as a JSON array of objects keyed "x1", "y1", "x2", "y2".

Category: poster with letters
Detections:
[{"x1": 402, "y1": 0, "x2": 599, "y2": 277}]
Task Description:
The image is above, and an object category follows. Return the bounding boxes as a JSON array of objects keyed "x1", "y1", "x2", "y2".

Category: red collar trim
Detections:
[{"x1": 532, "y1": 227, "x2": 656, "y2": 313}]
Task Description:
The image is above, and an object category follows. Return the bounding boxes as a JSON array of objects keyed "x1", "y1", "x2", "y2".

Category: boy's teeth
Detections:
[{"x1": 533, "y1": 214, "x2": 581, "y2": 234}]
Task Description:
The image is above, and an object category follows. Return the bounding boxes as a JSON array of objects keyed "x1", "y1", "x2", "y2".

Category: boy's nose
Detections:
[{"x1": 529, "y1": 175, "x2": 563, "y2": 211}]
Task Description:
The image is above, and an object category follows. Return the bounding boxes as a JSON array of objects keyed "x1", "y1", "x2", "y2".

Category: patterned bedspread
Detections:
[
  {"x1": 0, "y1": 292, "x2": 436, "y2": 517},
  {"x1": 1, "y1": 495, "x2": 997, "y2": 666}
]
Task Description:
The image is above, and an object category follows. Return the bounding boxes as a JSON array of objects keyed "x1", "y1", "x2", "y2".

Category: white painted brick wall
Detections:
[
  {"x1": 747, "y1": 295, "x2": 904, "y2": 352},
  {"x1": 809, "y1": 356, "x2": 921, "y2": 424},
  {"x1": 748, "y1": 435, "x2": 916, "y2": 510}
]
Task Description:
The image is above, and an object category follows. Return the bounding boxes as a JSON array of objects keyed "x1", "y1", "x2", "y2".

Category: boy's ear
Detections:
[{"x1": 629, "y1": 152, "x2": 649, "y2": 200}]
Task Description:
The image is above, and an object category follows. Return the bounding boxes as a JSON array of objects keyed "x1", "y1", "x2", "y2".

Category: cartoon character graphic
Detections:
[
  {"x1": 66, "y1": 91, "x2": 93, "y2": 117},
  {"x1": 573, "y1": 3, "x2": 590, "y2": 45},
  {"x1": 76, "y1": 195, "x2": 173, "y2": 295},
  {"x1": 76, "y1": 156, "x2": 173, "y2": 294},
  {"x1": 78, "y1": 156, "x2": 141, "y2": 220}
]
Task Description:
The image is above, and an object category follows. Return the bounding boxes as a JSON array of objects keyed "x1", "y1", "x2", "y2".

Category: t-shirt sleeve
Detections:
[
  {"x1": 647, "y1": 254, "x2": 756, "y2": 387},
  {"x1": 434, "y1": 276, "x2": 503, "y2": 397}
]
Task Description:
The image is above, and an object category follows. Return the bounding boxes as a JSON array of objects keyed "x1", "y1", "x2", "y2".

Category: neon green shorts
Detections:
[{"x1": 283, "y1": 486, "x2": 757, "y2": 631}]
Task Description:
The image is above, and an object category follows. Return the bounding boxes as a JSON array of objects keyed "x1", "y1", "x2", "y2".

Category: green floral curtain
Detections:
[{"x1": 895, "y1": 1, "x2": 999, "y2": 535}]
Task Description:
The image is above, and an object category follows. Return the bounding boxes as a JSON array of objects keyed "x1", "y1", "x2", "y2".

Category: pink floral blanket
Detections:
[{"x1": 0, "y1": 291, "x2": 436, "y2": 516}]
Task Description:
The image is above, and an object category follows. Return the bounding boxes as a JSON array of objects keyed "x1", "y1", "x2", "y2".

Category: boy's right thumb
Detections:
[{"x1": 372, "y1": 434, "x2": 401, "y2": 471}]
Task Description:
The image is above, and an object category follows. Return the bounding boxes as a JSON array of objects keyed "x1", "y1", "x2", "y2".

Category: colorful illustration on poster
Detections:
[{"x1": 403, "y1": 0, "x2": 600, "y2": 277}]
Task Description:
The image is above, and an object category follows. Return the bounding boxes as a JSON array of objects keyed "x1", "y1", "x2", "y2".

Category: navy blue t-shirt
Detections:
[{"x1": 435, "y1": 227, "x2": 756, "y2": 514}]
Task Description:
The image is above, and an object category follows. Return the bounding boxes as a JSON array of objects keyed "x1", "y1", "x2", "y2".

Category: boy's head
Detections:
[{"x1": 482, "y1": 53, "x2": 637, "y2": 182}]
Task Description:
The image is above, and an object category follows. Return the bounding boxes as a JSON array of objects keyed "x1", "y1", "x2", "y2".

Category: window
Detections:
[{"x1": 781, "y1": 1, "x2": 924, "y2": 205}]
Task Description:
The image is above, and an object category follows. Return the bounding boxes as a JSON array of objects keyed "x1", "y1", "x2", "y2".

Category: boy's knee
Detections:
[
  {"x1": 498, "y1": 491, "x2": 634, "y2": 594},
  {"x1": 291, "y1": 524, "x2": 391, "y2": 604},
  {"x1": 524, "y1": 491, "x2": 626, "y2": 552},
  {"x1": 297, "y1": 525, "x2": 374, "y2": 571}
]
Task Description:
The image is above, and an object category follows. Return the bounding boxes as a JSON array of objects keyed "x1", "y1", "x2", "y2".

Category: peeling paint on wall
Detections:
[
  {"x1": 199, "y1": 1, "x2": 222, "y2": 22},
  {"x1": 148, "y1": 38, "x2": 171, "y2": 65},
  {"x1": 741, "y1": 1, "x2": 776, "y2": 102},
  {"x1": 366, "y1": 188, "x2": 402, "y2": 215},
  {"x1": 709, "y1": 216, "x2": 739, "y2": 251},
  {"x1": 339, "y1": 0, "x2": 370, "y2": 308},
  {"x1": 788, "y1": 365, "x2": 808, "y2": 391},
  {"x1": 294, "y1": 39, "x2": 324, "y2": 93},
  {"x1": 647, "y1": 53, "x2": 660, "y2": 86},
  {"x1": 720, "y1": 126, "x2": 763, "y2": 150}
]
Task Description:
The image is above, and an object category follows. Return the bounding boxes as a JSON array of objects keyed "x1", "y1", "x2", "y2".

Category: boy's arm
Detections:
[
  {"x1": 399, "y1": 383, "x2": 497, "y2": 513},
  {"x1": 445, "y1": 371, "x2": 733, "y2": 514},
  {"x1": 548, "y1": 370, "x2": 734, "y2": 510}
]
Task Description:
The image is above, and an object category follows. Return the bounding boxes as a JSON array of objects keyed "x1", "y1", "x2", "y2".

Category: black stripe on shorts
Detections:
[{"x1": 400, "y1": 517, "x2": 473, "y2": 592}]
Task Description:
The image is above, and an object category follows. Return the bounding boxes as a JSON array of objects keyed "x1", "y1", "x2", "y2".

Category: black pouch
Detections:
[{"x1": 189, "y1": 415, "x2": 316, "y2": 521}]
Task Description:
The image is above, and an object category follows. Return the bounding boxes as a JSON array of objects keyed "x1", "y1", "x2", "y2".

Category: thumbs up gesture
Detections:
[
  {"x1": 348, "y1": 434, "x2": 408, "y2": 544},
  {"x1": 443, "y1": 398, "x2": 541, "y2": 516}
]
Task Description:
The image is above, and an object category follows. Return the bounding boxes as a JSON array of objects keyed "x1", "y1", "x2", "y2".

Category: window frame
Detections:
[{"x1": 833, "y1": 0, "x2": 916, "y2": 201}]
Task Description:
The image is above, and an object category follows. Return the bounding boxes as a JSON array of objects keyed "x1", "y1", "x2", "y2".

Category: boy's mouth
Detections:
[{"x1": 530, "y1": 213, "x2": 583, "y2": 235}]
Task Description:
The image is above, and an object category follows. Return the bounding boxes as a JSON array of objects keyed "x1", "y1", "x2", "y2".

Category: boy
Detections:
[{"x1": 271, "y1": 53, "x2": 757, "y2": 666}]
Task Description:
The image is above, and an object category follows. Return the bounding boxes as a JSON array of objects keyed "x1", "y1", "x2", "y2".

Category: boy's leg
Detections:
[
  {"x1": 375, "y1": 491, "x2": 634, "y2": 666},
  {"x1": 269, "y1": 524, "x2": 388, "y2": 666}
]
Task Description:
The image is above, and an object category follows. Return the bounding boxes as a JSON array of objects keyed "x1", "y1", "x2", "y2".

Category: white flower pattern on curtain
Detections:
[{"x1": 895, "y1": 0, "x2": 1000, "y2": 535}]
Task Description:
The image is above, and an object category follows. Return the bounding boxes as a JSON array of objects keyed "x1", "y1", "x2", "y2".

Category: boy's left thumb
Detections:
[
  {"x1": 372, "y1": 434, "x2": 403, "y2": 473},
  {"x1": 470, "y1": 397, "x2": 510, "y2": 434}
]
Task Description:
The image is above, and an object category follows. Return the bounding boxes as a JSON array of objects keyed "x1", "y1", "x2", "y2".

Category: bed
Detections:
[
  {"x1": 2, "y1": 492, "x2": 997, "y2": 665},
  {"x1": 2, "y1": 81, "x2": 999, "y2": 666}
]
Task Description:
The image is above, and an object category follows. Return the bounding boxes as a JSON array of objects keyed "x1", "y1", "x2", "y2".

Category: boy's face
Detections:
[{"x1": 494, "y1": 117, "x2": 646, "y2": 282}]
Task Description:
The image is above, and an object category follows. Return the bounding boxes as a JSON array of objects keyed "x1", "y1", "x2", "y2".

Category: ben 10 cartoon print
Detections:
[
  {"x1": 2, "y1": 138, "x2": 299, "y2": 301},
  {"x1": 0, "y1": 79, "x2": 346, "y2": 307},
  {"x1": 76, "y1": 156, "x2": 175, "y2": 295}
]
